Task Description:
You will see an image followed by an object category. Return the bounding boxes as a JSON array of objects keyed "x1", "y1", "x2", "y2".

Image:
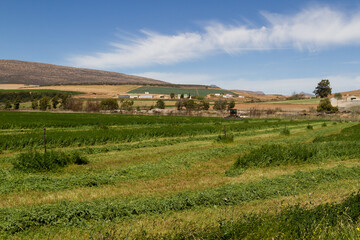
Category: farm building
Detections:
[
  {"x1": 129, "y1": 94, "x2": 139, "y2": 99},
  {"x1": 330, "y1": 95, "x2": 360, "y2": 111},
  {"x1": 139, "y1": 94, "x2": 153, "y2": 99},
  {"x1": 223, "y1": 94, "x2": 234, "y2": 98},
  {"x1": 118, "y1": 95, "x2": 130, "y2": 99}
]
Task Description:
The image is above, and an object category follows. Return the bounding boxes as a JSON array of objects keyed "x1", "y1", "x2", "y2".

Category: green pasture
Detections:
[
  {"x1": 266, "y1": 98, "x2": 320, "y2": 104},
  {"x1": 0, "y1": 111, "x2": 359, "y2": 239}
]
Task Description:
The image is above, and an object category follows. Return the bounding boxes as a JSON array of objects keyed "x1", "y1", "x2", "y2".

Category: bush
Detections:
[
  {"x1": 13, "y1": 151, "x2": 88, "y2": 172},
  {"x1": 317, "y1": 98, "x2": 338, "y2": 113},
  {"x1": 120, "y1": 99, "x2": 133, "y2": 111},
  {"x1": 39, "y1": 96, "x2": 51, "y2": 111},
  {"x1": 155, "y1": 99, "x2": 165, "y2": 109},
  {"x1": 85, "y1": 101, "x2": 101, "y2": 112},
  {"x1": 31, "y1": 100, "x2": 38, "y2": 110},
  {"x1": 280, "y1": 127, "x2": 290, "y2": 136},
  {"x1": 100, "y1": 99, "x2": 118, "y2": 110},
  {"x1": 216, "y1": 134, "x2": 234, "y2": 143},
  {"x1": 213, "y1": 100, "x2": 228, "y2": 110},
  {"x1": 307, "y1": 124, "x2": 313, "y2": 130}
]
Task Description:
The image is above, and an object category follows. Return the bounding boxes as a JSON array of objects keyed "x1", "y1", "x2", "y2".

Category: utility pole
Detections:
[{"x1": 44, "y1": 128, "x2": 46, "y2": 153}]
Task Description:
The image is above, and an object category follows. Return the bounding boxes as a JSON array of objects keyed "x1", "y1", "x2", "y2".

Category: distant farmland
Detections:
[{"x1": 128, "y1": 86, "x2": 238, "y2": 96}]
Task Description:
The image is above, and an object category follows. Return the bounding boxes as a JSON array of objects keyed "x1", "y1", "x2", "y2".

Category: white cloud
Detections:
[
  {"x1": 69, "y1": 6, "x2": 360, "y2": 69},
  {"x1": 136, "y1": 72, "x2": 360, "y2": 95}
]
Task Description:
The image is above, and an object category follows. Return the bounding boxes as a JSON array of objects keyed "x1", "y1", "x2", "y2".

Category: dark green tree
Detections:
[
  {"x1": 170, "y1": 93, "x2": 175, "y2": 99},
  {"x1": 39, "y1": 97, "x2": 50, "y2": 111},
  {"x1": 4, "y1": 101, "x2": 12, "y2": 110},
  {"x1": 13, "y1": 97, "x2": 21, "y2": 110},
  {"x1": 120, "y1": 99, "x2": 133, "y2": 111},
  {"x1": 228, "y1": 100, "x2": 235, "y2": 110},
  {"x1": 213, "y1": 100, "x2": 228, "y2": 110},
  {"x1": 31, "y1": 100, "x2": 38, "y2": 110},
  {"x1": 199, "y1": 100, "x2": 210, "y2": 110},
  {"x1": 52, "y1": 96, "x2": 60, "y2": 109},
  {"x1": 100, "y1": 99, "x2": 119, "y2": 110},
  {"x1": 334, "y1": 93, "x2": 342, "y2": 100},
  {"x1": 313, "y1": 79, "x2": 332, "y2": 98},
  {"x1": 184, "y1": 99, "x2": 197, "y2": 110},
  {"x1": 317, "y1": 98, "x2": 338, "y2": 113},
  {"x1": 155, "y1": 99, "x2": 165, "y2": 109}
]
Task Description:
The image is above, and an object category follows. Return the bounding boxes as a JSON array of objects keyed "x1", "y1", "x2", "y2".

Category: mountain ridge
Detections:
[{"x1": 0, "y1": 60, "x2": 170, "y2": 86}]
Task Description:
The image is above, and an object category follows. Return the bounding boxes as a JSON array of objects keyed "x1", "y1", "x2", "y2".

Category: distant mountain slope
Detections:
[
  {"x1": 231, "y1": 89, "x2": 265, "y2": 95},
  {"x1": 0, "y1": 60, "x2": 170, "y2": 85}
]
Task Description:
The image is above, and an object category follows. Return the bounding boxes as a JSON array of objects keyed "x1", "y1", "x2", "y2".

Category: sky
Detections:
[{"x1": 1, "y1": 0, "x2": 360, "y2": 94}]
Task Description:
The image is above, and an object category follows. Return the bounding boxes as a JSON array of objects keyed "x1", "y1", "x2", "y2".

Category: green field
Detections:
[
  {"x1": 1, "y1": 111, "x2": 360, "y2": 239},
  {"x1": 128, "y1": 86, "x2": 238, "y2": 96},
  {"x1": 266, "y1": 98, "x2": 320, "y2": 104}
]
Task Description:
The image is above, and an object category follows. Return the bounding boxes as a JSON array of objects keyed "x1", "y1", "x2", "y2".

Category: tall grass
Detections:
[
  {"x1": 13, "y1": 151, "x2": 88, "y2": 172},
  {"x1": 231, "y1": 141, "x2": 360, "y2": 173},
  {"x1": 1, "y1": 165, "x2": 359, "y2": 234}
]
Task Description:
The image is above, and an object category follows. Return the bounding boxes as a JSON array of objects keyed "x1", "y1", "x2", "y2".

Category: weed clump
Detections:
[
  {"x1": 216, "y1": 134, "x2": 234, "y2": 144},
  {"x1": 306, "y1": 124, "x2": 313, "y2": 130},
  {"x1": 280, "y1": 127, "x2": 290, "y2": 136},
  {"x1": 13, "y1": 151, "x2": 88, "y2": 172}
]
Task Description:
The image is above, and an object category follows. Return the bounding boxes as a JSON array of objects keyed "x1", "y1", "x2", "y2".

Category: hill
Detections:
[{"x1": 0, "y1": 60, "x2": 170, "y2": 86}]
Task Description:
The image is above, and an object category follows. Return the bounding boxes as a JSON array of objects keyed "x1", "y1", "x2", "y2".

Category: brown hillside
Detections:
[{"x1": 0, "y1": 60, "x2": 170, "y2": 85}]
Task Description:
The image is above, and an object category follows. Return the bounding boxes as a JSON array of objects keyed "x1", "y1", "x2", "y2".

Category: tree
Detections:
[
  {"x1": 31, "y1": 100, "x2": 38, "y2": 110},
  {"x1": 13, "y1": 97, "x2": 21, "y2": 110},
  {"x1": 313, "y1": 79, "x2": 332, "y2": 98},
  {"x1": 4, "y1": 101, "x2": 12, "y2": 110},
  {"x1": 184, "y1": 99, "x2": 197, "y2": 110},
  {"x1": 228, "y1": 100, "x2": 235, "y2": 110},
  {"x1": 317, "y1": 98, "x2": 338, "y2": 113},
  {"x1": 334, "y1": 93, "x2": 342, "y2": 100},
  {"x1": 170, "y1": 93, "x2": 175, "y2": 99},
  {"x1": 100, "y1": 99, "x2": 119, "y2": 110},
  {"x1": 175, "y1": 99, "x2": 186, "y2": 110},
  {"x1": 120, "y1": 99, "x2": 134, "y2": 111},
  {"x1": 213, "y1": 100, "x2": 228, "y2": 110},
  {"x1": 39, "y1": 97, "x2": 50, "y2": 111},
  {"x1": 199, "y1": 100, "x2": 210, "y2": 110},
  {"x1": 155, "y1": 99, "x2": 165, "y2": 109},
  {"x1": 52, "y1": 96, "x2": 60, "y2": 109}
]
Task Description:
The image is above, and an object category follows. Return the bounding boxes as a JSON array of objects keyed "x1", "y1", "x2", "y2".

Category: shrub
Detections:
[
  {"x1": 216, "y1": 134, "x2": 234, "y2": 143},
  {"x1": 317, "y1": 98, "x2": 338, "y2": 113},
  {"x1": 155, "y1": 99, "x2": 165, "y2": 109},
  {"x1": 4, "y1": 100, "x2": 12, "y2": 110},
  {"x1": 13, "y1": 151, "x2": 88, "y2": 172},
  {"x1": 39, "y1": 96, "x2": 50, "y2": 111},
  {"x1": 120, "y1": 99, "x2": 133, "y2": 111},
  {"x1": 307, "y1": 124, "x2": 313, "y2": 130},
  {"x1": 280, "y1": 127, "x2": 290, "y2": 136},
  {"x1": 100, "y1": 99, "x2": 118, "y2": 110},
  {"x1": 322, "y1": 122, "x2": 327, "y2": 127},
  {"x1": 13, "y1": 97, "x2": 21, "y2": 110},
  {"x1": 85, "y1": 101, "x2": 101, "y2": 112},
  {"x1": 31, "y1": 100, "x2": 38, "y2": 110}
]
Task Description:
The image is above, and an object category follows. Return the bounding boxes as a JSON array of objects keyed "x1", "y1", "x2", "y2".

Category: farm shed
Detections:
[
  {"x1": 118, "y1": 95, "x2": 130, "y2": 99},
  {"x1": 129, "y1": 94, "x2": 139, "y2": 99},
  {"x1": 330, "y1": 95, "x2": 360, "y2": 111},
  {"x1": 139, "y1": 95, "x2": 153, "y2": 99}
]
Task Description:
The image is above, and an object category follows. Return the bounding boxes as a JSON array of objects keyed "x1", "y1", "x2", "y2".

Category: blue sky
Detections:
[{"x1": 1, "y1": 0, "x2": 360, "y2": 94}]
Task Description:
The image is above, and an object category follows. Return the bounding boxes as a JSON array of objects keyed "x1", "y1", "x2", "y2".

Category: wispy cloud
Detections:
[{"x1": 69, "y1": 6, "x2": 360, "y2": 69}]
